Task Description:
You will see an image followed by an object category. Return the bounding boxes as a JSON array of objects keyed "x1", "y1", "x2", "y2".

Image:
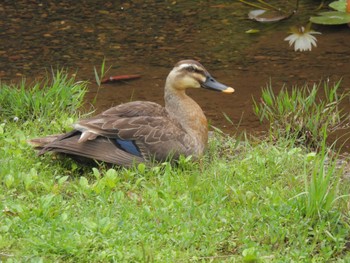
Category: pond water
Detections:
[{"x1": 1, "y1": 0, "x2": 350, "y2": 147}]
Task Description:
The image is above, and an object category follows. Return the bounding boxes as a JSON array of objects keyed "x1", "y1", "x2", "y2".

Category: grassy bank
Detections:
[{"x1": 1, "y1": 73, "x2": 350, "y2": 262}]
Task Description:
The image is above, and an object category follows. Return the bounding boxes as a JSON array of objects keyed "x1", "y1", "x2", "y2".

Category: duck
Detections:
[{"x1": 29, "y1": 60, "x2": 234, "y2": 167}]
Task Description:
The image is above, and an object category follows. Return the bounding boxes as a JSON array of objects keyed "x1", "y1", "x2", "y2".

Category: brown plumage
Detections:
[{"x1": 28, "y1": 60, "x2": 234, "y2": 167}]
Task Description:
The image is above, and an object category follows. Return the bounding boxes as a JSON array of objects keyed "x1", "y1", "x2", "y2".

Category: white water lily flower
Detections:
[{"x1": 284, "y1": 25, "x2": 321, "y2": 52}]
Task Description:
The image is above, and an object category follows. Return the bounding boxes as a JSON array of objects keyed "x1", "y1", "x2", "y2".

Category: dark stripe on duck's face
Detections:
[
  {"x1": 183, "y1": 66, "x2": 206, "y2": 75},
  {"x1": 115, "y1": 139, "x2": 142, "y2": 157},
  {"x1": 178, "y1": 64, "x2": 207, "y2": 83},
  {"x1": 177, "y1": 62, "x2": 206, "y2": 75}
]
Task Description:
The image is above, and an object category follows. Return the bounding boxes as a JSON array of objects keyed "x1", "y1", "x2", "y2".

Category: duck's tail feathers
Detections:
[{"x1": 27, "y1": 134, "x2": 63, "y2": 150}]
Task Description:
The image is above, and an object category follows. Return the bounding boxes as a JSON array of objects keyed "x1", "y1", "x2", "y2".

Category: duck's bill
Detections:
[{"x1": 201, "y1": 75, "x2": 235, "y2": 94}]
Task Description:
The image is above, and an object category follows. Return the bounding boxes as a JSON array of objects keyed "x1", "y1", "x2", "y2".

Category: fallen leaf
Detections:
[{"x1": 101, "y1": 74, "x2": 141, "y2": 84}]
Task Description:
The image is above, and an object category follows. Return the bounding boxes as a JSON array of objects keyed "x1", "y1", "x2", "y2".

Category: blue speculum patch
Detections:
[{"x1": 115, "y1": 139, "x2": 142, "y2": 157}]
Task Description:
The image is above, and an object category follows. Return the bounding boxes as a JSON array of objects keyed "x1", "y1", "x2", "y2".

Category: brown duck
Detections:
[{"x1": 29, "y1": 60, "x2": 234, "y2": 166}]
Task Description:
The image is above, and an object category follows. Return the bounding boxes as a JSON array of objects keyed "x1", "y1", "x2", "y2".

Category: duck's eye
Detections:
[
  {"x1": 186, "y1": 66, "x2": 203, "y2": 74},
  {"x1": 186, "y1": 66, "x2": 197, "y2": 72}
]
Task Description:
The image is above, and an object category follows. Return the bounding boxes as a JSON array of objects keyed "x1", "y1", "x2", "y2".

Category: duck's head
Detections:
[{"x1": 166, "y1": 60, "x2": 234, "y2": 94}]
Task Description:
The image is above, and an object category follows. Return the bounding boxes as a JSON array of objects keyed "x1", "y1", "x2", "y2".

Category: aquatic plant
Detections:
[
  {"x1": 240, "y1": 0, "x2": 322, "y2": 52},
  {"x1": 310, "y1": 0, "x2": 350, "y2": 25},
  {"x1": 284, "y1": 24, "x2": 321, "y2": 52},
  {"x1": 241, "y1": 0, "x2": 350, "y2": 53},
  {"x1": 241, "y1": 0, "x2": 299, "y2": 22}
]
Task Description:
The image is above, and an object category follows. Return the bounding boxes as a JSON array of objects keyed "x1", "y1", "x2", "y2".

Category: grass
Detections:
[
  {"x1": 1, "y1": 73, "x2": 350, "y2": 261},
  {"x1": 253, "y1": 80, "x2": 349, "y2": 150},
  {"x1": 0, "y1": 70, "x2": 87, "y2": 122}
]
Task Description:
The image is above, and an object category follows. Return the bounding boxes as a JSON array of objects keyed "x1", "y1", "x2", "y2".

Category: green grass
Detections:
[
  {"x1": 0, "y1": 70, "x2": 87, "y2": 122},
  {"x1": 1, "y1": 74, "x2": 350, "y2": 262},
  {"x1": 253, "y1": 80, "x2": 349, "y2": 150}
]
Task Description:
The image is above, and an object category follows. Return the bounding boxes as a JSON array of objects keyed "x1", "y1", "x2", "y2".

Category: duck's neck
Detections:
[{"x1": 164, "y1": 83, "x2": 208, "y2": 153}]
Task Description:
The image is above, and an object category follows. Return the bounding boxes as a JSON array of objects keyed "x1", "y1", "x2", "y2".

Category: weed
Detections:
[
  {"x1": 253, "y1": 80, "x2": 349, "y2": 150},
  {"x1": 93, "y1": 58, "x2": 111, "y2": 104},
  {"x1": 294, "y1": 133, "x2": 346, "y2": 221},
  {"x1": 0, "y1": 70, "x2": 87, "y2": 123}
]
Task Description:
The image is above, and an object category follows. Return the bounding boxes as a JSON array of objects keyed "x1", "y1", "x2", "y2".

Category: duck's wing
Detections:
[
  {"x1": 38, "y1": 101, "x2": 192, "y2": 165},
  {"x1": 101, "y1": 101, "x2": 165, "y2": 118},
  {"x1": 75, "y1": 101, "x2": 193, "y2": 162},
  {"x1": 75, "y1": 101, "x2": 168, "y2": 139},
  {"x1": 38, "y1": 130, "x2": 145, "y2": 167}
]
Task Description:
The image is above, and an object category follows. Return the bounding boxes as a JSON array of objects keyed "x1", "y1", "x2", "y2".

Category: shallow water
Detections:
[{"x1": 1, "y1": 0, "x2": 350, "y2": 148}]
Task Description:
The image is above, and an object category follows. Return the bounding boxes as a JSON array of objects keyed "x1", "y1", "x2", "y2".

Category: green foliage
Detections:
[
  {"x1": 290, "y1": 134, "x2": 344, "y2": 222},
  {"x1": 310, "y1": 0, "x2": 350, "y2": 25},
  {"x1": 329, "y1": 0, "x2": 347, "y2": 12},
  {"x1": 253, "y1": 80, "x2": 349, "y2": 149},
  {"x1": 0, "y1": 70, "x2": 87, "y2": 122},
  {"x1": 310, "y1": 11, "x2": 350, "y2": 25},
  {"x1": 1, "y1": 78, "x2": 350, "y2": 261},
  {"x1": 302, "y1": 152, "x2": 341, "y2": 220},
  {"x1": 93, "y1": 58, "x2": 111, "y2": 104}
]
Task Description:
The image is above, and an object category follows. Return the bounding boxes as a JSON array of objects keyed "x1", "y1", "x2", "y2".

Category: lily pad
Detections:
[
  {"x1": 310, "y1": 11, "x2": 350, "y2": 25},
  {"x1": 329, "y1": 0, "x2": 347, "y2": 12},
  {"x1": 248, "y1": 9, "x2": 295, "y2": 22}
]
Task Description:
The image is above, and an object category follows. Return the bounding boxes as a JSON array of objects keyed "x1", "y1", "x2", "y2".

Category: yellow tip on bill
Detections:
[{"x1": 222, "y1": 87, "x2": 235, "y2": 94}]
